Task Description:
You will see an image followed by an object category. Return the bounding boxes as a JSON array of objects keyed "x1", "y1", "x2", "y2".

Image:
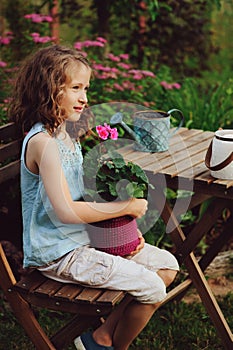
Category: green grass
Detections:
[{"x1": 0, "y1": 290, "x2": 232, "y2": 350}]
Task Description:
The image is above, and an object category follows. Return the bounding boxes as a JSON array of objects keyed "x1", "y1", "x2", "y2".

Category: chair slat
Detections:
[
  {"x1": 0, "y1": 122, "x2": 20, "y2": 142},
  {"x1": 75, "y1": 288, "x2": 103, "y2": 303},
  {"x1": 96, "y1": 290, "x2": 125, "y2": 305},
  {"x1": 53, "y1": 284, "x2": 83, "y2": 301},
  {"x1": 0, "y1": 140, "x2": 21, "y2": 162},
  {"x1": 0, "y1": 160, "x2": 20, "y2": 184},
  {"x1": 33, "y1": 279, "x2": 63, "y2": 297},
  {"x1": 14, "y1": 270, "x2": 47, "y2": 293}
]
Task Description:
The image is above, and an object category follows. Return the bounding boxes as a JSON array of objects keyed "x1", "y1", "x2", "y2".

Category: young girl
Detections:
[{"x1": 9, "y1": 45, "x2": 179, "y2": 350}]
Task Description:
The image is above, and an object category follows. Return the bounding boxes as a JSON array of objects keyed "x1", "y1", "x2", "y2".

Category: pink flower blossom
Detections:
[
  {"x1": 132, "y1": 73, "x2": 143, "y2": 80},
  {"x1": 98, "y1": 66, "x2": 112, "y2": 72},
  {"x1": 122, "y1": 80, "x2": 136, "y2": 90},
  {"x1": 0, "y1": 37, "x2": 10, "y2": 45},
  {"x1": 128, "y1": 69, "x2": 138, "y2": 74},
  {"x1": 24, "y1": 14, "x2": 33, "y2": 19},
  {"x1": 24, "y1": 13, "x2": 53, "y2": 23},
  {"x1": 80, "y1": 51, "x2": 88, "y2": 57},
  {"x1": 160, "y1": 81, "x2": 181, "y2": 90},
  {"x1": 0, "y1": 61, "x2": 7, "y2": 67},
  {"x1": 31, "y1": 32, "x2": 40, "y2": 37},
  {"x1": 110, "y1": 127, "x2": 118, "y2": 140},
  {"x1": 96, "y1": 125, "x2": 109, "y2": 140},
  {"x1": 93, "y1": 64, "x2": 119, "y2": 74},
  {"x1": 83, "y1": 40, "x2": 104, "y2": 48},
  {"x1": 43, "y1": 15, "x2": 53, "y2": 22},
  {"x1": 96, "y1": 124, "x2": 118, "y2": 140},
  {"x1": 121, "y1": 72, "x2": 130, "y2": 78},
  {"x1": 25, "y1": 13, "x2": 43, "y2": 22},
  {"x1": 117, "y1": 62, "x2": 131, "y2": 70},
  {"x1": 119, "y1": 54, "x2": 129, "y2": 60},
  {"x1": 74, "y1": 42, "x2": 82, "y2": 50},
  {"x1": 141, "y1": 70, "x2": 155, "y2": 77},
  {"x1": 31, "y1": 33, "x2": 54, "y2": 43},
  {"x1": 110, "y1": 67, "x2": 119, "y2": 73},
  {"x1": 0, "y1": 32, "x2": 13, "y2": 45},
  {"x1": 74, "y1": 38, "x2": 106, "y2": 50},
  {"x1": 113, "y1": 83, "x2": 124, "y2": 91},
  {"x1": 108, "y1": 53, "x2": 120, "y2": 62},
  {"x1": 160, "y1": 81, "x2": 172, "y2": 89},
  {"x1": 103, "y1": 123, "x2": 112, "y2": 132},
  {"x1": 74, "y1": 40, "x2": 105, "y2": 50},
  {"x1": 129, "y1": 69, "x2": 155, "y2": 79},
  {"x1": 3, "y1": 98, "x2": 12, "y2": 103},
  {"x1": 96, "y1": 37, "x2": 107, "y2": 43},
  {"x1": 172, "y1": 82, "x2": 181, "y2": 89}
]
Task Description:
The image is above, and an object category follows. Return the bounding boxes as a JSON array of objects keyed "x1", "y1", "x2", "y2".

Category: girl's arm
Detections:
[{"x1": 28, "y1": 132, "x2": 148, "y2": 224}]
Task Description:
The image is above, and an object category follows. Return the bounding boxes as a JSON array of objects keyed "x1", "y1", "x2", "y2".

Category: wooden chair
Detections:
[
  {"x1": 0, "y1": 122, "x2": 127, "y2": 349},
  {"x1": 0, "y1": 122, "x2": 185, "y2": 349}
]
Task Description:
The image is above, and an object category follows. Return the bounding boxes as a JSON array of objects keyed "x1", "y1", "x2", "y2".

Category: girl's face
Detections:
[{"x1": 61, "y1": 63, "x2": 91, "y2": 122}]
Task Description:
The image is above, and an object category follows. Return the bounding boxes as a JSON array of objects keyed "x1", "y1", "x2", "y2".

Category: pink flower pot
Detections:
[{"x1": 87, "y1": 215, "x2": 140, "y2": 256}]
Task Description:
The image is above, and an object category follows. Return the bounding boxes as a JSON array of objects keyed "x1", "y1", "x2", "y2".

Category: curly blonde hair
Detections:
[{"x1": 8, "y1": 45, "x2": 92, "y2": 135}]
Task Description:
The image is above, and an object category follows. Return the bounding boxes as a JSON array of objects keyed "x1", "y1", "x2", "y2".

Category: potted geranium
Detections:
[{"x1": 82, "y1": 123, "x2": 150, "y2": 256}]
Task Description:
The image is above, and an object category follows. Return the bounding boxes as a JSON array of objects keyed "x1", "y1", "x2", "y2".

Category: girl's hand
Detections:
[
  {"x1": 125, "y1": 230, "x2": 145, "y2": 257},
  {"x1": 128, "y1": 198, "x2": 148, "y2": 219}
]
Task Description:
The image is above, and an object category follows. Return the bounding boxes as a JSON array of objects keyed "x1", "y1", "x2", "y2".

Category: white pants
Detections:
[{"x1": 38, "y1": 243, "x2": 179, "y2": 304}]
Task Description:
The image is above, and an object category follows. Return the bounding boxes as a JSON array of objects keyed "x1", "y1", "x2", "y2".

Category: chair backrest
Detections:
[
  {"x1": 0, "y1": 122, "x2": 22, "y2": 185},
  {"x1": 0, "y1": 123, "x2": 22, "y2": 288}
]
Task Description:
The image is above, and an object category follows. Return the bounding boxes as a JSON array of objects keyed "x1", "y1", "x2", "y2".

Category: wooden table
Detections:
[{"x1": 118, "y1": 127, "x2": 233, "y2": 350}]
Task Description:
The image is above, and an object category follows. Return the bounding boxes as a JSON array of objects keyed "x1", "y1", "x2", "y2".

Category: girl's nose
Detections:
[{"x1": 79, "y1": 91, "x2": 88, "y2": 104}]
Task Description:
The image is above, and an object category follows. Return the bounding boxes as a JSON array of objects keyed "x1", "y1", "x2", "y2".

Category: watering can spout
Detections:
[
  {"x1": 110, "y1": 112, "x2": 139, "y2": 141},
  {"x1": 110, "y1": 108, "x2": 185, "y2": 153}
]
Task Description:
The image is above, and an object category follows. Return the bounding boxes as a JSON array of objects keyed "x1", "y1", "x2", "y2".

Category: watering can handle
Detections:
[
  {"x1": 205, "y1": 140, "x2": 233, "y2": 171},
  {"x1": 167, "y1": 109, "x2": 185, "y2": 136}
]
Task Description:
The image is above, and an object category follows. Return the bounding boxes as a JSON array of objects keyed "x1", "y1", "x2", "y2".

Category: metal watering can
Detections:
[
  {"x1": 110, "y1": 109, "x2": 184, "y2": 152},
  {"x1": 205, "y1": 129, "x2": 233, "y2": 180}
]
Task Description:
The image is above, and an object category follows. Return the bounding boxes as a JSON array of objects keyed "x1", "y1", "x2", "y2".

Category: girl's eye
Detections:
[{"x1": 73, "y1": 86, "x2": 79, "y2": 90}]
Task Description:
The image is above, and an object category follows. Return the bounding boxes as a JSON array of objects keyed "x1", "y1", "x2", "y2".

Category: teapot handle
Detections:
[
  {"x1": 205, "y1": 140, "x2": 233, "y2": 171},
  {"x1": 167, "y1": 109, "x2": 185, "y2": 136}
]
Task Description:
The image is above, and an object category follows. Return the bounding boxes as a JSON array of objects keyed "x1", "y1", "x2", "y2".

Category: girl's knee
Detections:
[{"x1": 157, "y1": 269, "x2": 178, "y2": 287}]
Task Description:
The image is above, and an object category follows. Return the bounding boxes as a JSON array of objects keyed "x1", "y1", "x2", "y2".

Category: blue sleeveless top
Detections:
[{"x1": 21, "y1": 123, "x2": 90, "y2": 267}]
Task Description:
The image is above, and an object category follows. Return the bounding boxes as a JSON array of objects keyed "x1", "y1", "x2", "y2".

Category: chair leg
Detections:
[
  {"x1": 51, "y1": 313, "x2": 102, "y2": 349},
  {"x1": 0, "y1": 243, "x2": 56, "y2": 349},
  {"x1": 5, "y1": 289, "x2": 56, "y2": 350}
]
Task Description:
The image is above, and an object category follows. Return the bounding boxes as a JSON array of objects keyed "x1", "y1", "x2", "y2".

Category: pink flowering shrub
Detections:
[
  {"x1": 30, "y1": 32, "x2": 54, "y2": 44},
  {"x1": 73, "y1": 37, "x2": 182, "y2": 112},
  {"x1": 24, "y1": 13, "x2": 55, "y2": 44},
  {"x1": 0, "y1": 12, "x2": 56, "y2": 123},
  {"x1": 0, "y1": 15, "x2": 183, "y2": 125}
]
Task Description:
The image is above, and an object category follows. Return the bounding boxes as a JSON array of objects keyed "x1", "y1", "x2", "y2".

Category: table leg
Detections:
[{"x1": 153, "y1": 187, "x2": 233, "y2": 350}]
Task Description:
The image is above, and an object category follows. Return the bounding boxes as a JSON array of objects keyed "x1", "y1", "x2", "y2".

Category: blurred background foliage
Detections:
[
  {"x1": 1, "y1": 0, "x2": 233, "y2": 252},
  {"x1": 0, "y1": 0, "x2": 233, "y2": 130}
]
